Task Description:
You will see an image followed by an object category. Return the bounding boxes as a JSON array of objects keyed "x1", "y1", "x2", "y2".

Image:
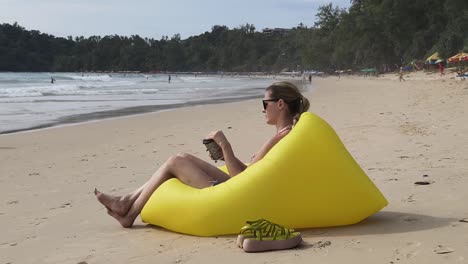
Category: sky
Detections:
[{"x1": 0, "y1": 0, "x2": 351, "y2": 40}]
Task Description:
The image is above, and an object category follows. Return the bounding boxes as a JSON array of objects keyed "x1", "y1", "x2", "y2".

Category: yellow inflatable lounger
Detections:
[{"x1": 141, "y1": 112, "x2": 388, "y2": 236}]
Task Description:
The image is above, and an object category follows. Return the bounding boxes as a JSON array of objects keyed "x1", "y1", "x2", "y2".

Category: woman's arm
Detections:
[
  {"x1": 219, "y1": 141, "x2": 247, "y2": 176},
  {"x1": 249, "y1": 130, "x2": 290, "y2": 165},
  {"x1": 206, "y1": 131, "x2": 247, "y2": 177}
]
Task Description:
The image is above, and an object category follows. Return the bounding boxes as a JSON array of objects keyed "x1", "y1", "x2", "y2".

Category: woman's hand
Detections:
[
  {"x1": 205, "y1": 130, "x2": 230, "y2": 149},
  {"x1": 205, "y1": 130, "x2": 246, "y2": 176}
]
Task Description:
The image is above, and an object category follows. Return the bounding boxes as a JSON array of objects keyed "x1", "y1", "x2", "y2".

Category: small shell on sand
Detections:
[{"x1": 434, "y1": 245, "x2": 454, "y2": 254}]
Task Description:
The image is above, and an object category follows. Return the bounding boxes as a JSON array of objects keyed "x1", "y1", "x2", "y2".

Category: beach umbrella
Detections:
[
  {"x1": 447, "y1": 52, "x2": 468, "y2": 64},
  {"x1": 425, "y1": 52, "x2": 440, "y2": 64}
]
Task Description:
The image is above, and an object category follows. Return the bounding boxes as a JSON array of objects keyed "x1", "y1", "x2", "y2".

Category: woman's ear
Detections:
[{"x1": 278, "y1": 99, "x2": 286, "y2": 110}]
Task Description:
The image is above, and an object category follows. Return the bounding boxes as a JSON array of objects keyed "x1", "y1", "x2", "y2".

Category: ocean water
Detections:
[{"x1": 0, "y1": 72, "x2": 274, "y2": 134}]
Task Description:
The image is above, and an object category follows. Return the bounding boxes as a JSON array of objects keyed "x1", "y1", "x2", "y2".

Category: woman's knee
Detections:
[
  {"x1": 176, "y1": 152, "x2": 193, "y2": 159},
  {"x1": 166, "y1": 152, "x2": 192, "y2": 166}
]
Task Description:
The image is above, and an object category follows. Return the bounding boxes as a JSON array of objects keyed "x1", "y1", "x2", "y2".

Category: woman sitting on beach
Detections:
[{"x1": 95, "y1": 81, "x2": 310, "y2": 228}]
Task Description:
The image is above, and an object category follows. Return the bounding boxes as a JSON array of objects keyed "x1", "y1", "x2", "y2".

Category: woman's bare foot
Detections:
[
  {"x1": 106, "y1": 208, "x2": 138, "y2": 228},
  {"x1": 94, "y1": 188, "x2": 134, "y2": 216}
]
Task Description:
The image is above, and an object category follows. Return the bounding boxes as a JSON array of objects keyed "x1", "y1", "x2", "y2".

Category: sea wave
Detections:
[
  {"x1": 64, "y1": 74, "x2": 113, "y2": 81},
  {"x1": 0, "y1": 72, "x2": 275, "y2": 134}
]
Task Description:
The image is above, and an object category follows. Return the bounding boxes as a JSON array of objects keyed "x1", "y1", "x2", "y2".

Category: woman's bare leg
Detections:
[
  {"x1": 97, "y1": 153, "x2": 230, "y2": 227},
  {"x1": 94, "y1": 185, "x2": 145, "y2": 216},
  {"x1": 95, "y1": 153, "x2": 228, "y2": 216}
]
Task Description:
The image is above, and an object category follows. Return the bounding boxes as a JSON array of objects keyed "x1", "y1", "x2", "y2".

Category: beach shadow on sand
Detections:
[
  {"x1": 131, "y1": 211, "x2": 457, "y2": 241},
  {"x1": 299, "y1": 211, "x2": 457, "y2": 238}
]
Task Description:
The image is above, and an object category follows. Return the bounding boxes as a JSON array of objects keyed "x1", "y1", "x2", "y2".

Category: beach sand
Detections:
[{"x1": 1, "y1": 72, "x2": 468, "y2": 263}]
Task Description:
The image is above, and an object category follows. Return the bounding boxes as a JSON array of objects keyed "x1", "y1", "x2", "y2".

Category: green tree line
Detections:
[{"x1": 1, "y1": 0, "x2": 467, "y2": 73}]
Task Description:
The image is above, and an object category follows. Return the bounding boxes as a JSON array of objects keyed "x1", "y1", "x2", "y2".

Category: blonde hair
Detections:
[{"x1": 266, "y1": 81, "x2": 310, "y2": 125}]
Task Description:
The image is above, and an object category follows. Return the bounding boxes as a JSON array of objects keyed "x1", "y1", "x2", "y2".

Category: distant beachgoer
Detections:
[
  {"x1": 438, "y1": 62, "x2": 444, "y2": 76},
  {"x1": 168, "y1": 75, "x2": 171, "y2": 83},
  {"x1": 399, "y1": 67, "x2": 405, "y2": 82},
  {"x1": 456, "y1": 67, "x2": 463, "y2": 78},
  {"x1": 94, "y1": 81, "x2": 310, "y2": 228},
  {"x1": 51, "y1": 77, "x2": 55, "y2": 84},
  {"x1": 308, "y1": 74, "x2": 312, "y2": 83}
]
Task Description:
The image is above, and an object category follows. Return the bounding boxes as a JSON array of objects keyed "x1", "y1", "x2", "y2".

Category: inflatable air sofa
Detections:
[{"x1": 141, "y1": 112, "x2": 388, "y2": 236}]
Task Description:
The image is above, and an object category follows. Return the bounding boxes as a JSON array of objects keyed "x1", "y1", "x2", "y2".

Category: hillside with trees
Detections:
[{"x1": 0, "y1": 0, "x2": 466, "y2": 73}]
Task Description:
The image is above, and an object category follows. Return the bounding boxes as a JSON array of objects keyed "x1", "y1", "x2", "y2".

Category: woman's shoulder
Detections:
[
  {"x1": 267, "y1": 128, "x2": 291, "y2": 146},
  {"x1": 276, "y1": 127, "x2": 292, "y2": 139}
]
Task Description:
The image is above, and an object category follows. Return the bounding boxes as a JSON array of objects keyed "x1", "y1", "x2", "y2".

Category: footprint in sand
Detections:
[
  {"x1": 60, "y1": 202, "x2": 72, "y2": 208},
  {"x1": 414, "y1": 181, "x2": 434, "y2": 185},
  {"x1": 402, "y1": 194, "x2": 415, "y2": 202},
  {"x1": 30, "y1": 217, "x2": 48, "y2": 226},
  {"x1": 399, "y1": 123, "x2": 431, "y2": 136},
  {"x1": 344, "y1": 239, "x2": 360, "y2": 248},
  {"x1": 310, "y1": 241, "x2": 332, "y2": 248},
  {"x1": 49, "y1": 202, "x2": 72, "y2": 210},
  {"x1": 386, "y1": 178, "x2": 399, "y2": 182},
  {"x1": 391, "y1": 241, "x2": 421, "y2": 262},
  {"x1": 434, "y1": 245, "x2": 454, "y2": 254}
]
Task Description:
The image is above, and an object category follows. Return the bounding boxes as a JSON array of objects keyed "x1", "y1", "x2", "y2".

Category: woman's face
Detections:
[{"x1": 263, "y1": 91, "x2": 280, "y2": 125}]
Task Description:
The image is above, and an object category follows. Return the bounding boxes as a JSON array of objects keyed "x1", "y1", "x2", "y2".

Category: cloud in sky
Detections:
[{"x1": 0, "y1": 0, "x2": 351, "y2": 39}]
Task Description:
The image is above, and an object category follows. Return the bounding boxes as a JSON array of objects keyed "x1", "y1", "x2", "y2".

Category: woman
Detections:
[{"x1": 95, "y1": 81, "x2": 310, "y2": 228}]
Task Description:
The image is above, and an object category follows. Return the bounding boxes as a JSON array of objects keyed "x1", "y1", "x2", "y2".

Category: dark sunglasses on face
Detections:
[{"x1": 262, "y1": 99, "x2": 280, "y2": 110}]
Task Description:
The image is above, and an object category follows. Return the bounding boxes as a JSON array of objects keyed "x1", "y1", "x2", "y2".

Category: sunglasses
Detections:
[{"x1": 262, "y1": 99, "x2": 280, "y2": 110}]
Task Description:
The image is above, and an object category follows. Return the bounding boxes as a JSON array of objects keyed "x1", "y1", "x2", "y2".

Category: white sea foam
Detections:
[{"x1": 0, "y1": 72, "x2": 274, "y2": 133}]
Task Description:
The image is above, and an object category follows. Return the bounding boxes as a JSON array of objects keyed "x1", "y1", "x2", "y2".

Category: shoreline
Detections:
[
  {"x1": 0, "y1": 78, "x2": 308, "y2": 135},
  {"x1": 0, "y1": 94, "x2": 265, "y2": 135}
]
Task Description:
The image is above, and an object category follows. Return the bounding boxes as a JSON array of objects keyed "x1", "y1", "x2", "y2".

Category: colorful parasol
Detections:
[
  {"x1": 426, "y1": 52, "x2": 440, "y2": 63},
  {"x1": 447, "y1": 52, "x2": 468, "y2": 64}
]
